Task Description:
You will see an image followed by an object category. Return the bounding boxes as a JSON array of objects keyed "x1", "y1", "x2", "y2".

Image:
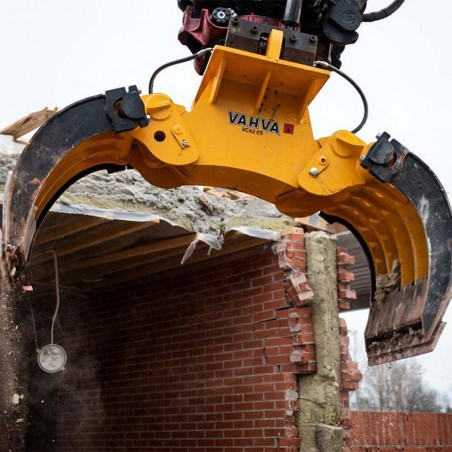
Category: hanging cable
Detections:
[
  {"x1": 362, "y1": 0, "x2": 405, "y2": 22},
  {"x1": 148, "y1": 48, "x2": 213, "y2": 94},
  {"x1": 314, "y1": 60, "x2": 368, "y2": 134},
  {"x1": 51, "y1": 250, "x2": 61, "y2": 345}
]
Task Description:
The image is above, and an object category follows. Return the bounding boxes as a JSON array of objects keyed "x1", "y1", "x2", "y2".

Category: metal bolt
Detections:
[
  {"x1": 309, "y1": 167, "x2": 319, "y2": 177},
  {"x1": 290, "y1": 34, "x2": 297, "y2": 43},
  {"x1": 182, "y1": 140, "x2": 190, "y2": 148},
  {"x1": 251, "y1": 25, "x2": 258, "y2": 34},
  {"x1": 310, "y1": 35, "x2": 316, "y2": 43},
  {"x1": 232, "y1": 16, "x2": 239, "y2": 25}
]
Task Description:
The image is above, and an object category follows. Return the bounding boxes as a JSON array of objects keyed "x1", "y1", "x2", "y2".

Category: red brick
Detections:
[
  {"x1": 284, "y1": 242, "x2": 306, "y2": 252},
  {"x1": 279, "y1": 257, "x2": 307, "y2": 271},
  {"x1": 339, "y1": 288, "x2": 357, "y2": 300},
  {"x1": 280, "y1": 227, "x2": 305, "y2": 240},
  {"x1": 265, "y1": 337, "x2": 292, "y2": 347},
  {"x1": 338, "y1": 268, "x2": 355, "y2": 282},
  {"x1": 337, "y1": 252, "x2": 356, "y2": 265},
  {"x1": 279, "y1": 436, "x2": 302, "y2": 446},
  {"x1": 253, "y1": 310, "x2": 277, "y2": 322},
  {"x1": 341, "y1": 370, "x2": 362, "y2": 383},
  {"x1": 342, "y1": 360, "x2": 359, "y2": 372},
  {"x1": 339, "y1": 317, "x2": 348, "y2": 335}
]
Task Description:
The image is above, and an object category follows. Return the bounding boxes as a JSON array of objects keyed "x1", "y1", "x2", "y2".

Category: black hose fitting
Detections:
[{"x1": 283, "y1": 0, "x2": 303, "y2": 27}]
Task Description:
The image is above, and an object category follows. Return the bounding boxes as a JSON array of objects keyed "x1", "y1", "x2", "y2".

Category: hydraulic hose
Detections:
[
  {"x1": 149, "y1": 48, "x2": 213, "y2": 94},
  {"x1": 362, "y1": 0, "x2": 405, "y2": 22},
  {"x1": 314, "y1": 60, "x2": 368, "y2": 134}
]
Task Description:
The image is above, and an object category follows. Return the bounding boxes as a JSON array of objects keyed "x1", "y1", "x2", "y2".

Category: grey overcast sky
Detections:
[{"x1": 1, "y1": 1, "x2": 451, "y2": 396}]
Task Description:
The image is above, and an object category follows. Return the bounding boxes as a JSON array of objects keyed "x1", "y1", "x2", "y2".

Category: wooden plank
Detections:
[
  {"x1": 51, "y1": 230, "x2": 244, "y2": 282},
  {"x1": 35, "y1": 214, "x2": 110, "y2": 246},
  {"x1": 30, "y1": 232, "x2": 197, "y2": 281},
  {"x1": 78, "y1": 236, "x2": 267, "y2": 289},
  {"x1": 58, "y1": 232, "x2": 197, "y2": 273},
  {"x1": 30, "y1": 220, "x2": 158, "y2": 265},
  {"x1": 33, "y1": 234, "x2": 203, "y2": 281},
  {"x1": 51, "y1": 223, "x2": 189, "y2": 265},
  {"x1": 1, "y1": 107, "x2": 58, "y2": 139}
]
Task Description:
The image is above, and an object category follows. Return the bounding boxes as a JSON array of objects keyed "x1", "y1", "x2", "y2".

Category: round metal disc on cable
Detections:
[
  {"x1": 37, "y1": 344, "x2": 67, "y2": 373},
  {"x1": 36, "y1": 251, "x2": 67, "y2": 373}
]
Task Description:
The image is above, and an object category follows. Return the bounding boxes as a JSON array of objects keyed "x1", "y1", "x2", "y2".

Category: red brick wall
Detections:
[
  {"x1": 348, "y1": 411, "x2": 452, "y2": 451},
  {"x1": 25, "y1": 229, "x2": 366, "y2": 451},
  {"x1": 42, "y1": 241, "x2": 316, "y2": 451}
]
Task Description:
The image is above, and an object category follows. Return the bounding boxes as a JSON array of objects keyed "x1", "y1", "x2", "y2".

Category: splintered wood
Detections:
[{"x1": 1, "y1": 107, "x2": 57, "y2": 140}]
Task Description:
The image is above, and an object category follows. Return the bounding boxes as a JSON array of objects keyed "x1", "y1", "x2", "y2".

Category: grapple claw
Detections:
[
  {"x1": 2, "y1": 88, "x2": 149, "y2": 273},
  {"x1": 360, "y1": 135, "x2": 452, "y2": 364}
]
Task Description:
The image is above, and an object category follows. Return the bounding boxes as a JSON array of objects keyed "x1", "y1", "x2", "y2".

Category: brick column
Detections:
[
  {"x1": 272, "y1": 229, "x2": 363, "y2": 451},
  {"x1": 336, "y1": 247, "x2": 363, "y2": 450},
  {"x1": 255, "y1": 227, "x2": 319, "y2": 451}
]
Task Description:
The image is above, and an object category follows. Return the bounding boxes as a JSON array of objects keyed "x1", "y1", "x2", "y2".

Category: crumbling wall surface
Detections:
[{"x1": 0, "y1": 268, "x2": 27, "y2": 451}]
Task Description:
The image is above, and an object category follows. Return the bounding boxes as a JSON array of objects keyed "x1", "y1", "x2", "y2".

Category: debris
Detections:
[
  {"x1": 197, "y1": 193, "x2": 215, "y2": 212},
  {"x1": 203, "y1": 186, "x2": 246, "y2": 200},
  {"x1": 0, "y1": 107, "x2": 58, "y2": 141},
  {"x1": 181, "y1": 232, "x2": 224, "y2": 264},
  {"x1": 375, "y1": 259, "x2": 401, "y2": 303}
]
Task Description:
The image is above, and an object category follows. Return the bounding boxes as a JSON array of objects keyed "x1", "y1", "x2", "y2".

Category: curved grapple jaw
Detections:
[{"x1": 2, "y1": 44, "x2": 451, "y2": 365}]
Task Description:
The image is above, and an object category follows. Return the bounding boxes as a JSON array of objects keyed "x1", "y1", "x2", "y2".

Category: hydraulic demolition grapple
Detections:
[{"x1": 2, "y1": 0, "x2": 451, "y2": 365}]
